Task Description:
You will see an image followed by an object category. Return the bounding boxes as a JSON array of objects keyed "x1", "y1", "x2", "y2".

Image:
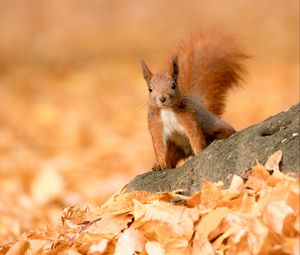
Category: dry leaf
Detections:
[
  {"x1": 228, "y1": 175, "x2": 244, "y2": 195},
  {"x1": 88, "y1": 239, "x2": 109, "y2": 254},
  {"x1": 212, "y1": 227, "x2": 233, "y2": 250},
  {"x1": 225, "y1": 212, "x2": 269, "y2": 254},
  {"x1": 86, "y1": 214, "x2": 133, "y2": 237},
  {"x1": 176, "y1": 156, "x2": 193, "y2": 168},
  {"x1": 145, "y1": 241, "x2": 165, "y2": 255},
  {"x1": 263, "y1": 200, "x2": 294, "y2": 234},
  {"x1": 200, "y1": 180, "x2": 222, "y2": 210},
  {"x1": 245, "y1": 162, "x2": 270, "y2": 191},
  {"x1": 186, "y1": 192, "x2": 201, "y2": 208},
  {"x1": 31, "y1": 166, "x2": 65, "y2": 205},
  {"x1": 133, "y1": 200, "x2": 200, "y2": 238},
  {"x1": 6, "y1": 240, "x2": 29, "y2": 255},
  {"x1": 293, "y1": 214, "x2": 300, "y2": 233},
  {"x1": 114, "y1": 228, "x2": 145, "y2": 255},
  {"x1": 265, "y1": 150, "x2": 283, "y2": 172},
  {"x1": 99, "y1": 191, "x2": 158, "y2": 215},
  {"x1": 282, "y1": 237, "x2": 300, "y2": 255},
  {"x1": 132, "y1": 220, "x2": 176, "y2": 244},
  {"x1": 191, "y1": 233, "x2": 215, "y2": 255},
  {"x1": 196, "y1": 207, "x2": 230, "y2": 239}
]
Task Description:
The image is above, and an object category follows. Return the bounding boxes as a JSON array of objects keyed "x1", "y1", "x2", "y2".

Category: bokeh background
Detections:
[{"x1": 0, "y1": 0, "x2": 298, "y2": 243}]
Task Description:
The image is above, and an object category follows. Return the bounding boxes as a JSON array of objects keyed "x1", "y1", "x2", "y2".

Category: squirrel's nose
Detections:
[{"x1": 159, "y1": 96, "x2": 167, "y2": 103}]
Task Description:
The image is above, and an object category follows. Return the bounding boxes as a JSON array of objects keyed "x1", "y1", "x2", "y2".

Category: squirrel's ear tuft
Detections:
[
  {"x1": 140, "y1": 60, "x2": 152, "y2": 84},
  {"x1": 169, "y1": 55, "x2": 179, "y2": 82}
]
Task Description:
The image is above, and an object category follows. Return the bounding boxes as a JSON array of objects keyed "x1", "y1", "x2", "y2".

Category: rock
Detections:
[{"x1": 126, "y1": 103, "x2": 300, "y2": 194}]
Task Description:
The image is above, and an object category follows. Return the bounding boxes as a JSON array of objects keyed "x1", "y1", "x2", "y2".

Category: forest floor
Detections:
[{"x1": 1, "y1": 152, "x2": 299, "y2": 254}]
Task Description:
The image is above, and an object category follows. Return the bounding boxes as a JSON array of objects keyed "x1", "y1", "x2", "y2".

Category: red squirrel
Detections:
[{"x1": 141, "y1": 31, "x2": 248, "y2": 170}]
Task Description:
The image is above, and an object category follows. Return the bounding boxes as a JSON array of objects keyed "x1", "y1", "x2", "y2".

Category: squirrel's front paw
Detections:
[{"x1": 151, "y1": 164, "x2": 166, "y2": 171}]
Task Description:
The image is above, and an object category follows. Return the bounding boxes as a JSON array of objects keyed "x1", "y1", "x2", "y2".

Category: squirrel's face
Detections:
[
  {"x1": 147, "y1": 74, "x2": 180, "y2": 107},
  {"x1": 141, "y1": 56, "x2": 180, "y2": 108}
]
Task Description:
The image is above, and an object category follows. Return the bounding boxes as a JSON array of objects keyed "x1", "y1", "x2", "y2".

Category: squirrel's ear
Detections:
[
  {"x1": 140, "y1": 60, "x2": 152, "y2": 84},
  {"x1": 169, "y1": 55, "x2": 179, "y2": 82}
]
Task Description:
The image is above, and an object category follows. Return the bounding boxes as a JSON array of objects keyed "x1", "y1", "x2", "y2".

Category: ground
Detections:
[{"x1": 0, "y1": 0, "x2": 299, "y2": 248}]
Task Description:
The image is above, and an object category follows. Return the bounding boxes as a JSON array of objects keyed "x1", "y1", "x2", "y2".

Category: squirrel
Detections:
[{"x1": 141, "y1": 31, "x2": 248, "y2": 170}]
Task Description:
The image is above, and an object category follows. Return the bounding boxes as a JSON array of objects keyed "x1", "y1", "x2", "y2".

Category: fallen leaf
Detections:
[
  {"x1": 245, "y1": 162, "x2": 270, "y2": 192},
  {"x1": 293, "y1": 214, "x2": 300, "y2": 233},
  {"x1": 88, "y1": 239, "x2": 109, "y2": 254},
  {"x1": 228, "y1": 175, "x2": 244, "y2": 195},
  {"x1": 114, "y1": 228, "x2": 145, "y2": 255},
  {"x1": 145, "y1": 241, "x2": 165, "y2": 255},
  {"x1": 196, "y1": 207, "x2": 230, "y2": 239},
  {"x1": 282, "y1": 237, "x2": 300, "y2": 255},
  {"x1": 6, "y1": 240, "x2": 29, "y2": 255},
  {"x1": 191, "y1": 233, "x2": 215, "y2": 255},
  {"x1": 133, "y1": 200, "x2": 200, "y2": 238},
  {"x1": 186, "y1": 192, "x2": 201, "y2": 208},
  {"x1": 99, "y1": 191, "x2": 158, "y2": 215},
  {"x1": 263, "y1": 200, "x2": 294, "y2": 234},
  {"x1": 31, "y1": 166, "x2": 65, "y2": 205},
  {"x1": 264, "y1": 150, "x2": 282, "y2": 172},
  {"x1": 212, "y1": 227, "x2": 233, "y2": 250},
  {"x1": 225, "y1": 212, "x2": 269, "y2": 254},
  {"x1": 199, "y1": 180, "x2": 222, "y2": 211},
  {"x1": 86, "y1": 214, "x2": 133, "y2": 237}
]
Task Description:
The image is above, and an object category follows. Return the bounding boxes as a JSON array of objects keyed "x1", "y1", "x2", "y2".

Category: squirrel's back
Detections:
[{"x1": 173, "y1": 31, "x2": 248, "y2": 116}]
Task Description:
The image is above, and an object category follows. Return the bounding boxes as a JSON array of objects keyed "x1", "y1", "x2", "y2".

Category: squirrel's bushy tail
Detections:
[{"x1": 175, "y1": 30, "x2": 248, "y2": 116}]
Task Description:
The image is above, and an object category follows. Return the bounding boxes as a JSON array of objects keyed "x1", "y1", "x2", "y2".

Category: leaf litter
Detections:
[{"x1": 1, "y1": 151, "x2": 299, "y2": 255}]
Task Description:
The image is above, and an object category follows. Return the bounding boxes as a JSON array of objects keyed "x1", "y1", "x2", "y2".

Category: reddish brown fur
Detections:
[
  {"x1": 147, "y1": 107, "x2": 166, "y2": 168},
  {"x1": 165, "y1": 140, "x2": 187, "y2": 169},
  {"x1": 175, "y1": 31, "x2": 248, "y2": 116},
  {"x1": 141, "y1": 31, "x2": 247, "y2": 170}
]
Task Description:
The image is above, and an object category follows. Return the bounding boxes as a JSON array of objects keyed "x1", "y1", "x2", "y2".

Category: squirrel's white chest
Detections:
[{"x1": 160, "y1": 109, "x2": 191, "y2": 153}]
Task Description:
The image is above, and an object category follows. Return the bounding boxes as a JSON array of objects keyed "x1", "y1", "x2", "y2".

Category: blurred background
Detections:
[{"x1": 0, "y1": 0, "x2": 298, "y2": 243}]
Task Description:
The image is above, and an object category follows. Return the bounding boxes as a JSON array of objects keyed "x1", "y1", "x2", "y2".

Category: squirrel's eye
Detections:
[
  {"x1": 171, "y1": 83, "x2": 176, "y2": 89},
  {"x1": 148, "y1": 87, "x2": 153, "y2": 92}
]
